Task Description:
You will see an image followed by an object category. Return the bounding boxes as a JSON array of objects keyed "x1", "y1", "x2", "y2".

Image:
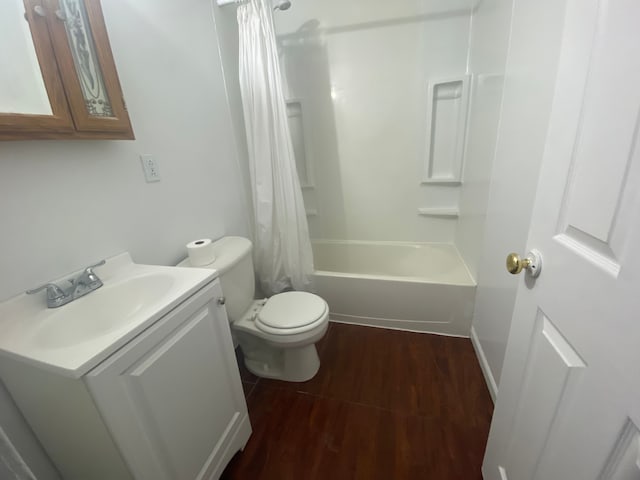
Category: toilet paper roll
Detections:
[{"x1": 186, "y1": 239, "x2": 216, "y2": 266}]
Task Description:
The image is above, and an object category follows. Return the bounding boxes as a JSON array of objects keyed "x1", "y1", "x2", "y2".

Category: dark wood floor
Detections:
[{"x1": 222, "y1": 322, "x2": 493, "y2": 480}]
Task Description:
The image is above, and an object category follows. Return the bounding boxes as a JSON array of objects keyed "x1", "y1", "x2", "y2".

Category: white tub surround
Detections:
[
  {"x1": 312, "y1": 241, "x2": 476, "y2": 337},
  {"x1": 274, "y1": 1, "x2": 472, "y2": 245},
  {"x1": 466, "y1": 0, "x2": 569, "y2": 395}
]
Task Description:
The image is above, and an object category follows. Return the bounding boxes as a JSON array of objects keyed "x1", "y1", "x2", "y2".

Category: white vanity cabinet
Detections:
[
  {"x1": 0, "y1": 277, "x2": 251, "y2": 480},
  {"x1": 86, "y1": 280, "x2": 251, "y2": 480}
]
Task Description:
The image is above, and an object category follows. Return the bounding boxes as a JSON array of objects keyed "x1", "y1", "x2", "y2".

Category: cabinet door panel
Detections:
[
  {"x1": 44, "y1": 0, "x2": 133, "y2": 135},
  {"x1": 86, "y1": 282, "x2": 248, "y2": 480}
]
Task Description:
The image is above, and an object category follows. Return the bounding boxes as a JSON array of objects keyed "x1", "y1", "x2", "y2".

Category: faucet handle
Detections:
[
  {"x1": 81, "y1": 259, "x2": 106, "y2": 280},
  {"x1": 76, "y1": 259, "x2": 106, "y2": 287},
  {"x1": 86, "y1": 259, "x2": 106, "y2": 271},
  {"x1": 26, "y1": 283, "x2": 66, "y2": 299},
  {"x1": 27, "y1": 283, "x2": 70, "y2": 308}
]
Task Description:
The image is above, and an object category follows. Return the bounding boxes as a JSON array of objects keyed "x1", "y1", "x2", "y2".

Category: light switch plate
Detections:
[{"x1": 140, "y1": 154, "x2": 161, "y2": 183}]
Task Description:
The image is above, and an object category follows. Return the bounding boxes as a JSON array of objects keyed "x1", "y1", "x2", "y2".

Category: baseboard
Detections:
[
  {"x1": 329, "y1": 315, "x2": 470, "y2": 338},
  {"x1": 470, "y1": 325, "x2": 497, "y2": 402}
]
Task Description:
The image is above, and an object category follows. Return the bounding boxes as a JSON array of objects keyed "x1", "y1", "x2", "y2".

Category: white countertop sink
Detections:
[{"x1": 0, "y1": 253, "x2": 217, "y2": 378}]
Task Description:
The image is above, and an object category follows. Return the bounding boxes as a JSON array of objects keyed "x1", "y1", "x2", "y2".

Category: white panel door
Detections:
[{"x1": 483, "y1": 1, "x2": 640, "y2": 479}]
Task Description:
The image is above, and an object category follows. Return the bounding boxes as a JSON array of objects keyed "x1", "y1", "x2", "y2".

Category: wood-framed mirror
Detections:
[{"x1": 0, "y1": 0, "x2": 134, "y2": 141}]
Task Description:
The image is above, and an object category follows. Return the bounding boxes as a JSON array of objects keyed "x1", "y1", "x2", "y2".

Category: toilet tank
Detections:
[{"x1": 179, "y1": 237, "x2": 255, "y2": 322}]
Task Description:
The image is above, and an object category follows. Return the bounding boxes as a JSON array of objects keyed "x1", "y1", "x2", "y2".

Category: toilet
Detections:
[{"x1": 178, "y1": 236, "x2": 329, "y2": 382}]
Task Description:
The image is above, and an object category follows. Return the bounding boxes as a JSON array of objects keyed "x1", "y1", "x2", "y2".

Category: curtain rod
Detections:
[{"x1": 217, "y1": 0, "x2": 243, "y2": 6}]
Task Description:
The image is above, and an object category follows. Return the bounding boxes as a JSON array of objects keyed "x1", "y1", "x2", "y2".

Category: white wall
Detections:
[
  {"x1": 274, "y1": 0, "x2": 473, "y2": 243},
  {"x1": 469, "y1": 0, "x2": 569, "y2": 399},
  {"x1": 0, "y1": 0, "x2": 249, "y2": 475},
  {"x1": 0, "y1": 0, "x2": 249, "y2": 301},
  {"x1": 455, "y1": 0, "x2": 513, "y2": 280}
]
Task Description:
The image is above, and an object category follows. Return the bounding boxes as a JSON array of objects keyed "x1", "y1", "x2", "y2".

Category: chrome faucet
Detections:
[{"x1": 27, "y1": 260, "x2": 106, "y2": 308}]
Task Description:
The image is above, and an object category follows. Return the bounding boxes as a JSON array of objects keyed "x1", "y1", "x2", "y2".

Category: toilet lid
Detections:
[{"x1": 257, "y1": 292, "x2": 328, "y2": 330}]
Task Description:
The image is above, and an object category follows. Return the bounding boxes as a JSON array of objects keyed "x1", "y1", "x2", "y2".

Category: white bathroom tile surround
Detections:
[
  {"x1": 467, "y1": 0, "x2": 570, "y2": 395},
  {"x1": 274, "y1": 0, "x2": 472, "y2": 243},
  {"x1": 455, "y1": 0, "x2": 514, "y2": 281}
]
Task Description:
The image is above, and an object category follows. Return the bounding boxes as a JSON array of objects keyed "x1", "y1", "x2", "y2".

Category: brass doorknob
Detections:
[
  {"x1": 506, "y1": 250, "x2": 542, "y2": 278},
  {"x1": 506, "y1": 253, "x2": 530, "y2": 274}
]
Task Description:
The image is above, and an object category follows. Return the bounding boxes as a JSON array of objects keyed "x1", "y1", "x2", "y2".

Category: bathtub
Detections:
[{"x1": 311, "y1": 241, "x2": 476, "y2": 337}]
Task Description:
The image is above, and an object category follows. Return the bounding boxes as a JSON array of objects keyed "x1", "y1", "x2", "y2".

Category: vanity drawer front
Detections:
[{"x1": 85, "y1": 279, "x2": 248, "y2": 480}]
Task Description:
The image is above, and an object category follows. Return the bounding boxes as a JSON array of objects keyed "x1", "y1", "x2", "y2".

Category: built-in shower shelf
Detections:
[
  {"x1": 417, "y1": 207, "x2": 459, "y2": 218},
  {"x1": 420, "y1": 179, "x2": 462, "y2": 186},
  {"x1": 286, "y1": 98, "x2": 314, "y2": 189},
  {"x1": 423, "y1": 75, "x2": 471, "y2": 184}
]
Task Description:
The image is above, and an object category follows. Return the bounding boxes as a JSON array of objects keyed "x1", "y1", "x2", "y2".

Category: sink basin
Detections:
[
  {"x1": 33, "y1": 273, "x2": 176, "y2": 349},
  {"x1": 0, "y1": 252, "x2": 217, "y2": 377}
]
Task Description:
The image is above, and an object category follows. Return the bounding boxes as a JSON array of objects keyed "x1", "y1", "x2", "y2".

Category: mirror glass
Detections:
[{"x1": 0, "y1": 0, "x2": 52, "y2": 115}]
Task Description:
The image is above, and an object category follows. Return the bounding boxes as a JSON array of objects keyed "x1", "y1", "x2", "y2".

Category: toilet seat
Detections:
[{"x1": 255, "y1": 292, "x2": 328, "y2": 335}]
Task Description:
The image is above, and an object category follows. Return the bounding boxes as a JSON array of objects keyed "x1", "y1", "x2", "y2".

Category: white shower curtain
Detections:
[{"x1": 237, "y1": 0, "x2": 314, "y2": 295}]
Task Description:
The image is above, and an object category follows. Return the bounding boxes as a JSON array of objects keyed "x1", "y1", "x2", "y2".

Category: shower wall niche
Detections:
[
  {"x1": 423, "y1": 75, "x2": 470, "y2": 184},
  {"x1": 275, "y1": 0, "x2": 474, "y2": 243},
  {"x1": 286, "y1": 99, "x2": 313, "y2": 189},
  {"x1": 286, "y1": 98, "x2": 318, "y2": 217}
]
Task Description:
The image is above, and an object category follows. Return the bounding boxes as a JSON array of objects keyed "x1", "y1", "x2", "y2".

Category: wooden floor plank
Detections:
[{"x1": 225, "y1": 322, "x2": 493, "y2": 479}]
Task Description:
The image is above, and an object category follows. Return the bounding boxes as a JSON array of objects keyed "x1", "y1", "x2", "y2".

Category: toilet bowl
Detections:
[{"x1": 178, "y1": 237, "x2": 329, "y2": 382}]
